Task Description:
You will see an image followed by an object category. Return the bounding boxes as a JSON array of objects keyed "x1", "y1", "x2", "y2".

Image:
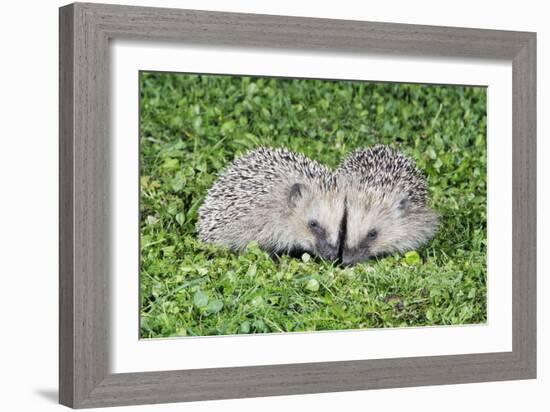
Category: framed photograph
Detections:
[{"x1": 59, "y1": 2, "x2": 536, "y2": 408}]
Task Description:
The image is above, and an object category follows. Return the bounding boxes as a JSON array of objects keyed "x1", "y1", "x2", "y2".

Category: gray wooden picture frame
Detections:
[{"x1": 59, "y1": 2, "x2": 536, "y2": 409}]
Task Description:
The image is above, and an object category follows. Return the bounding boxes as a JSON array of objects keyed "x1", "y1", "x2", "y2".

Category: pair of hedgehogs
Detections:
[{"x1": 197, "y1": 145, "x2": 438, "y2": 266}]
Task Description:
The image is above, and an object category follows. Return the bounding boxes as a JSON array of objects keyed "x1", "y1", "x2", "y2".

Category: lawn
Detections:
[{"x1": 139, "y1": 72, "x2": 487, "y2": 338}]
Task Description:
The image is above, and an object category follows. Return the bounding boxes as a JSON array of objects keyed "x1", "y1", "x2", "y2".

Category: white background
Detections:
[{"x1": 0, "y1": 0, "x2": 547, "y2": 411}]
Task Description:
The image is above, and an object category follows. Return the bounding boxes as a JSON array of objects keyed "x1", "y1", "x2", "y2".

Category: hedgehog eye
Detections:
[
  {"x1": 308, "y1": 219, "x2": 320, "y2": 230},
  {"x1": 367, "y1": 229, "x2": 378, "y2": 241}
]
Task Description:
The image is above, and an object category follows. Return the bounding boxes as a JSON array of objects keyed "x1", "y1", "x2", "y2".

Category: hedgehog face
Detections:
[
  {"x1": 341, "y1": 189, "x2": 438, "y2": 266},
  {"x1": 286, "y1": 183, "x2": 344, "y2": 261}
]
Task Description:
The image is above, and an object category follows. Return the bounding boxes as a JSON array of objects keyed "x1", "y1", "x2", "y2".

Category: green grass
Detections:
[{"x1": 139, "y1": 72, "x2": 487, "y2": 338}]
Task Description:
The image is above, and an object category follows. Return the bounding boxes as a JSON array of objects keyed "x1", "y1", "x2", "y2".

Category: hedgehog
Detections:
[
  {"x1": 336, "y1": 144, "x2": 438, "y2": 266},
  {"x1": 197, "y1": 147, "x2": 346, "y2": 261}
]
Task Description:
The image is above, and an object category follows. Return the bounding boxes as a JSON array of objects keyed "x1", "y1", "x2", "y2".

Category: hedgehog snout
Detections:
[
  {"x1": 341, "y1": 247, "x2": 370, "y2": 267},
  {"x1": 324, "y1": 245, "x2": 339, "y2": 261},
  {"x1": 315, "y1": 240, "x2": 340, "y2": 261}
]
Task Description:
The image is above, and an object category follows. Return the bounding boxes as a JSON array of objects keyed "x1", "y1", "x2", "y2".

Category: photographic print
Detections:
[
  {"x1": 139, "y1": 72, "x2": 487, "y2": 339},
  {"x1": 59, "y1": 5, "x2": 536, "y2": 406}
]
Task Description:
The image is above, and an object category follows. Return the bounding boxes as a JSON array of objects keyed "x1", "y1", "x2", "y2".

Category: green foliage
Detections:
[{"x1": 139, "y1": 72, "x2": 487, "y2": 338}]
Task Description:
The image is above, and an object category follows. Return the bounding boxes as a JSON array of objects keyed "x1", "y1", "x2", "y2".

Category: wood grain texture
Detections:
[
  {"x1": 59, "y1": 4, "x2": 74, "y2": 406},
  {"x1": 60, "y1": 3, "x2": 109, "y2": 407},
  {"x1": 512, "y1": 35, "x2": 537, "y2": 374},
  {"x1": 79, "y1": 2, "x2": 533, "y2": 59},
  {"x1": 59, "y1": 2, "x2": 537, "y2": 408}
]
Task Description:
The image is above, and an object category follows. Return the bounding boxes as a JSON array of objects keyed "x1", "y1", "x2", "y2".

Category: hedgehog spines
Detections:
[
  {"x1": 338, "y1": 144, "x2": 429, "y2": 206},
  {"x1": 197, "y1": 146, "x2": 344, "y2": 259}
]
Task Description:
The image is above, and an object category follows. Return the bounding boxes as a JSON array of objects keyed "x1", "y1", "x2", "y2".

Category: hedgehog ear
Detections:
[
  {"x1": 395, "y1": 197, "x2": 409, "y2": 216},
  {"x1": 288, "y1": 183, "x2": 306, "y2": 208}
]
